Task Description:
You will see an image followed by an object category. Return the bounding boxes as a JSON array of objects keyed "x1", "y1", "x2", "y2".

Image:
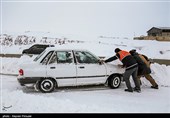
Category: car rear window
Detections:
[{"x1": 33, "y1": 50, "x2": 46, "y2": 61}]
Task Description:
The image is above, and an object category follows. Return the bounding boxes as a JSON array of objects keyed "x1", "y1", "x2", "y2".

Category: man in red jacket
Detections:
[{"x1": 103, "y1": 48, "x2": 141, "y2": 93}]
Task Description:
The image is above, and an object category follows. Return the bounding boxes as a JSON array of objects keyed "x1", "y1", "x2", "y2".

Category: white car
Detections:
[{"x1": 17, "y1": 47, "x2": 125, "y2": 93}]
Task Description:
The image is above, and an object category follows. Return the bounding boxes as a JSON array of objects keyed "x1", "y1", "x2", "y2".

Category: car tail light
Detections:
[{"x1": 19, "y1": 69, "x2": 24, "y2": 76}]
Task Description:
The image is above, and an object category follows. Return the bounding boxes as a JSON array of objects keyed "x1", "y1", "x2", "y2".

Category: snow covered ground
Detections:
[
  {"x1": 1, "y1": 32, "x2": 170, "y2": 113},
  {"x1": 1, "y1": 73, "x2": 170, "y2": 113}
]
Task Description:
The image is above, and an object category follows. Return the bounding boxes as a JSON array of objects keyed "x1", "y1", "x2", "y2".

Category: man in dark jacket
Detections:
[
  {"x1": 129, "y1": 50, "x2": 158, "y2": 89},
  {"x1": 129, "y1": 50, "x2": 150, "y2": 76},
  {"x1": 103, "y1": 48, "x2": 141, "y2": 93}
]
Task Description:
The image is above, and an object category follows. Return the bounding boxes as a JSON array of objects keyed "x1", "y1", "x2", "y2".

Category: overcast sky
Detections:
[{"x1": 1, "y1": 0, "x2": 170, "y2": 38}]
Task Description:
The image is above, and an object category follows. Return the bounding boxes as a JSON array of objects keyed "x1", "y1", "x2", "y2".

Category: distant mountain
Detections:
[{"x1": 0, "y1": 32, "x2": 84, "y2": 46}]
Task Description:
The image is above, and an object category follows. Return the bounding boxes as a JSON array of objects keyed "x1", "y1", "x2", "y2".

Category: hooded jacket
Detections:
[{"x1": 130, "y1": 51, "x2": 151, "y2": 75}]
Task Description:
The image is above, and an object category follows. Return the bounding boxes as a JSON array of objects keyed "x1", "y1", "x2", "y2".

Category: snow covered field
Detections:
[
  {"x1": 1, "y1": 73, "x2": 170, "y2": 113},
  {"x1": 1, "y1": 32, "x2": 170, "y2": 113},
  {"x1": 1, "y1": 32, "x2": 170, "y2": 59}
]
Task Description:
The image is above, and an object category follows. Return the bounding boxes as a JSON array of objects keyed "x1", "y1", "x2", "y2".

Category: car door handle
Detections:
[
  {"x1": 50, "y1": 67, "x2": 56, "y2": 69},
  {"x1": 79, "y1": 66, "x2": 85, "y2": 69}
]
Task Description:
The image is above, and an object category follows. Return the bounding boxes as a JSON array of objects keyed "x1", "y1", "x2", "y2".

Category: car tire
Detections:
[
  {"x1": 108, "y1": 75, "x2": 121, "y2": 89},
  {"x1": 34, "y1": 81, "x2": 40, "y2": 91},
  {"x1": 38, "y1": 78, "x2": 56, "y2": 93}
]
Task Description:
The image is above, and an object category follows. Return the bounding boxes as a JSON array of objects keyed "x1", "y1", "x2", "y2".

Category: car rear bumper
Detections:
[{"x1": 17, "y1": 77, "x2": 41, "y2": 86}]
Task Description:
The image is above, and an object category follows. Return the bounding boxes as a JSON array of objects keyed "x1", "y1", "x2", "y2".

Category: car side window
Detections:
[
  {"x1": 29, "y1": 45, "x2": 39, "y2": 52},
  {"x1": 39, "y1": 45, "x2": 47, "y2": 49},
  {"x1": 31, "y1": 45, "x2": 45, "y2": 50},
  {"x1": 75, "y1": 51, "x2": 99, "y2": 64},
  {"x1": 41, "y1": 51, "x2": 54, "y2": 65},
  {"x1": 57, "y1": 51, "x2": 73, "y2": 64},
  {"x1": 30, "y1": 45, "x2": 36, "y2": 49},
  {"x1": 48, "y1": 52, "x2": 57, "y2": 64},
  {"x1": 35, "y1": 45, "x2": 45, "y2": 50}
]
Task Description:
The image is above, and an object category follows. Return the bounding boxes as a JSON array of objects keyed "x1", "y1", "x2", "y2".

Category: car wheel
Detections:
[
  {"x1": 34, "y1": 81, "x2": 40, "y2": 91},
  {"x1": 108, "y1": 75, "x2": 121, "y2": 89},
  {"x1": 38, "y1": 78, "x2": 56, "y2": 93}
]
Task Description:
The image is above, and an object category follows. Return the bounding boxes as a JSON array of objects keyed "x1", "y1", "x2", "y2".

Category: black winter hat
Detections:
[
  {"x1": 129, "y1": 49, "x2": 138, "y2": 56},
  {"x1": 130, "y1": 49, "x2": 136, "y2": 53},
  {"x1": 115, "y1": 48, "x2": 121, "y2": 53}
]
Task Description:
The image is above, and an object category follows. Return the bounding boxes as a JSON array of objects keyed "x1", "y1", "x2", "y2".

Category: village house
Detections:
[{"x1": 134, "y1": 27, "x2": 170, "y2": 41}]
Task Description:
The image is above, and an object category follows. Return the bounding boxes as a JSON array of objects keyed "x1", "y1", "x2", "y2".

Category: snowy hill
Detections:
[{"x1": 1, "y1": 31, "x2": 170, "y2": 59}]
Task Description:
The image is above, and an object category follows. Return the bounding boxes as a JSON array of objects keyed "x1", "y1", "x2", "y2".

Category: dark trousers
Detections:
[
  {"x1": 123, "y1": 67, "x2": 140, "y2": 90},
  {"x1": 138, "y1": 74, "x2": 158, "y2": 87}
]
